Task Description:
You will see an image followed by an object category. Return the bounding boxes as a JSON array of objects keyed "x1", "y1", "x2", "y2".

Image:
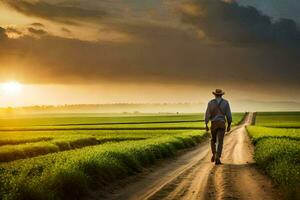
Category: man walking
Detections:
[{"x1": 205, "y1": 89, "x2": 232, "y2": 165}]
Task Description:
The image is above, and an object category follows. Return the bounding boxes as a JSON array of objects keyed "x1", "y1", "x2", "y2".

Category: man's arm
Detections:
[
  {"x1": 205, "y1": 102, "x2": 211, "y2": 131},
  {"x1": 226, "y1": 102, "x2": 232, "y2": 131}
]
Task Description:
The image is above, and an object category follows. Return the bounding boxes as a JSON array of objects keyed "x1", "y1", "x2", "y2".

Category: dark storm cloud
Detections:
[
  {"x1": 28, "y1": 27, "x2": 47, "y2": 35},
  {"x1": 181, "y1": 0, "x2": 300, "y2": 49},
  {"x1": 0, "y1": 23, "x2": 299, "y2": 91},
  {"x1": 237, "y1": 0, "x2": 300, "y2": 24},
  {"x1": 0, "y1": 0, "x2": 299, "y2": 92},
  {"x1": 4, "y1": 0, "x2": 107, "y2": 24}
]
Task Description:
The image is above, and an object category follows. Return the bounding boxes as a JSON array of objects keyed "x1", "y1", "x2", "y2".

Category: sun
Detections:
[{"x1": 2, "y1": 81, "x2": 23, "y2": 96}]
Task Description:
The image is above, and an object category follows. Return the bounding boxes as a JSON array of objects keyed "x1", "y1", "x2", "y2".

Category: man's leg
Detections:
[
  {"x1": 210, "y1": 129, "x2": 217, "y2": 162},
  {"x1": 216, "y1": 128, "x2": 225, "y2": 161},
  {"x1": 216, "y1": 128, "x2": 225, "y2": 158}
]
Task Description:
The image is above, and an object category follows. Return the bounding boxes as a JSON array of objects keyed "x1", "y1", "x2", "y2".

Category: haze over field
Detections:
[{"x1": 0, "y1": 0, "x2": 299, "y2": 110}]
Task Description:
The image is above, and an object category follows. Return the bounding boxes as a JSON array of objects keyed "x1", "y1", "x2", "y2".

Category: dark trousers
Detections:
[{"x1": 210, "y1": 128, "x2": 225, "y2": 158}]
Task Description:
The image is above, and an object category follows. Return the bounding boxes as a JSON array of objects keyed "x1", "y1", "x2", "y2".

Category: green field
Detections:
[
  {"x1": 247, "y1": 126, "x2": 300, "y2": 143},
  {"x1": 0, "y1": 114, "x2": 205, "y2": 127},
  {"x1": 0, "y1": 113, "x2": 244, "y2": 131},
  {"x1": 255, "y1": 112, "x2": 300, "y2": 128},
  {"x1": 247, "y1": 112, "x2": 300, "y2": 198},
  {"x1": 0, "y1": 113, "x2": 244, "y2": 200}
]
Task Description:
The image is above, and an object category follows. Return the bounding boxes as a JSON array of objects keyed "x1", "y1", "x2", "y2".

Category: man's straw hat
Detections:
[{"x1": 213, "y1": 89, "x2": 225, "y2": 95}]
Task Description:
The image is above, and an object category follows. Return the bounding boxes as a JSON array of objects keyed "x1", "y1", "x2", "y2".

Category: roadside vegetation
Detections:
[
  {"x1": 0, "y1": 130, "x2": 192, "y2": 162},
  {"x1": 247, "y1": 112, "x2": 300, "y2": 199},
  {"x1": 0, "y1": 132, "x2": 207, "y2": 199},
  {"x1": 247, "y1": 126, "x2": 300, "y2": 143}
]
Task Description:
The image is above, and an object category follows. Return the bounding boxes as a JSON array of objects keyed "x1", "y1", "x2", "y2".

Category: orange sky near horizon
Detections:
[{"x1": 0, "y1": 82, "x2": 299, "y2": 112}]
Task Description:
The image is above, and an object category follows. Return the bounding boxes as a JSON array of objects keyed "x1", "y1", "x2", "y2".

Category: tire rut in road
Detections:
[{"x1": 148, "y1": 158, "x2": 213, "y2": 200}]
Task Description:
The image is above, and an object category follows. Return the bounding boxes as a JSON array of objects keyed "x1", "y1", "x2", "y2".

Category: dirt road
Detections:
[{"x1": 104, "y1": 113, "x2": 281, "y2": 200}]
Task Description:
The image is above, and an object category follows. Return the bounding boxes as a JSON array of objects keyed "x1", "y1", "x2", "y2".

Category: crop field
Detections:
[
  {"x1": 247, "y1": 112, "x2": 300, "y2": 198},
  {"x1": 0, "y1": 113, "x2": 244, "y2": 131},
  {"x1": 0, "y1": 114, "x2": 201, "y2": 127},
  {"x1": 247, "y1": 126, "x2": 300, "y2": 143},
  {"x1": 0, "y1": 113, "x2": 244, "y2": 200},
  {"x1": 255, "y1": 112, "x2": 300, "y2": 128}
]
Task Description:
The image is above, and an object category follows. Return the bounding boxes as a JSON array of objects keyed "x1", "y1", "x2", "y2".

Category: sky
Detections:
[{"x1": 0, "y1": 0, "x2": 299, "y2": 111}]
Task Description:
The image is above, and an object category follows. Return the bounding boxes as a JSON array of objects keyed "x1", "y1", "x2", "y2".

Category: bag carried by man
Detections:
[{"x1": 211, "y1": 99, "x2": 226, "y2": 132}]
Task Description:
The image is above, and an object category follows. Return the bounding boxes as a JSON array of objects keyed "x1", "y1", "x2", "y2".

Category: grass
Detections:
[
  {"x1": 0, "y1": 114, "x2": 205, "y2": 128},
  {"x1": 0, "y1": 113, "x2": 243, "y2": 130},
  {"x1": 247, "y1": 112, "x2": 300, "y2": 198},
  {"x1": 0, "y1": 136, "x2": 101, "y2": 162},
  {"x1": 0, "y1": 136, "x2": 53, "y2": 146},
  {"x1": 0, "y1": 121, "x2": 205, "y2": 131},
  {"x1": 0, "y1": 129, "x2": 185, "y2": 146},
  {"x1": 255, "y1": 112, "x2": 300, "y2": 128},
  {"x1": 0, "y1": 113, "x2": 245, "y2": 199},
  {"x1": 0, "y1": 131, "x2": 207, "y2": 200},
  {"x1": 252, "y1": 138, "x2": 300, "y2": 199},
  {"x1": 246, "y1": 126, "x2": 300, "y2": 144},
  {"x1": 0, "y1": 130, "x2": 194, "y2": 162}
]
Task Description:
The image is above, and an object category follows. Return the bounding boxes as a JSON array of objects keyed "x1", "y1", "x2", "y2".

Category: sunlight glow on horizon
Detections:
[
  {"x1": 1, "y1": 81, "x2": 23, "y2": 96},
  {"x1": 0, "y1": 83, "x2": 297, "y2": 112}
]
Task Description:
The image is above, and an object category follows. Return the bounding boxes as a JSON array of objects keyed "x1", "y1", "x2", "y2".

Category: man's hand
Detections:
[
  {"x1": 205, "y1": 124, "x2": 209, "y2": 132},
  {"x1": 226, "y1": 125, "x2": 231, "y2": 132}
]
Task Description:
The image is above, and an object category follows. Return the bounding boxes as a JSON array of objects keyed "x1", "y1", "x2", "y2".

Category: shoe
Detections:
[
  {"x1": 211, "y1": 154, "x2": 215, "y2": 162},
  {"x1": 215, "y1": 157, "x2": 222, "y2": 165}
]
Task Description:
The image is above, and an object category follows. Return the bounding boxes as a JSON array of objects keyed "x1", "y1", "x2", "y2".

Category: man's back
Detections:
[{"x1": 205, "y1": 97, "x2": 232, "y2": 124}]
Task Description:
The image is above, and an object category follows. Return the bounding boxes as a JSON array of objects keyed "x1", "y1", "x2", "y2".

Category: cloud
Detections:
[
  {"x1": 31, "y1": 22, "x2": 45, "y2": 28},
  {"x1": 28, "y1": 27, "x2": 47, "y2": 36},
  {"x1": 4, "y1": 27, "x2": 24, "y2": 39},
  {"x1": 61, "y1": 27, "x2": 71, "y2": 34},
  {"x1": 181, "y1": 0, "x2": 300, "y2": 49},
  {"x1": 237, "y1": 0, "x2": 300, "y2": 24},
  {"x1": 0, "y1": 22, "x2": 299, "y2": 92},
  {"x1": 3, "y1": 0, "x2": 107, "y2": 24},
  {"x1": 0, "y1": 27, "x2": 7, "y2": 40},
  {"x1": 0, "y1": 0, "x2": 299, "y2": 93},
  {"x1": 6, "y1": 27, "x2": 22, "y2": 35}
]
